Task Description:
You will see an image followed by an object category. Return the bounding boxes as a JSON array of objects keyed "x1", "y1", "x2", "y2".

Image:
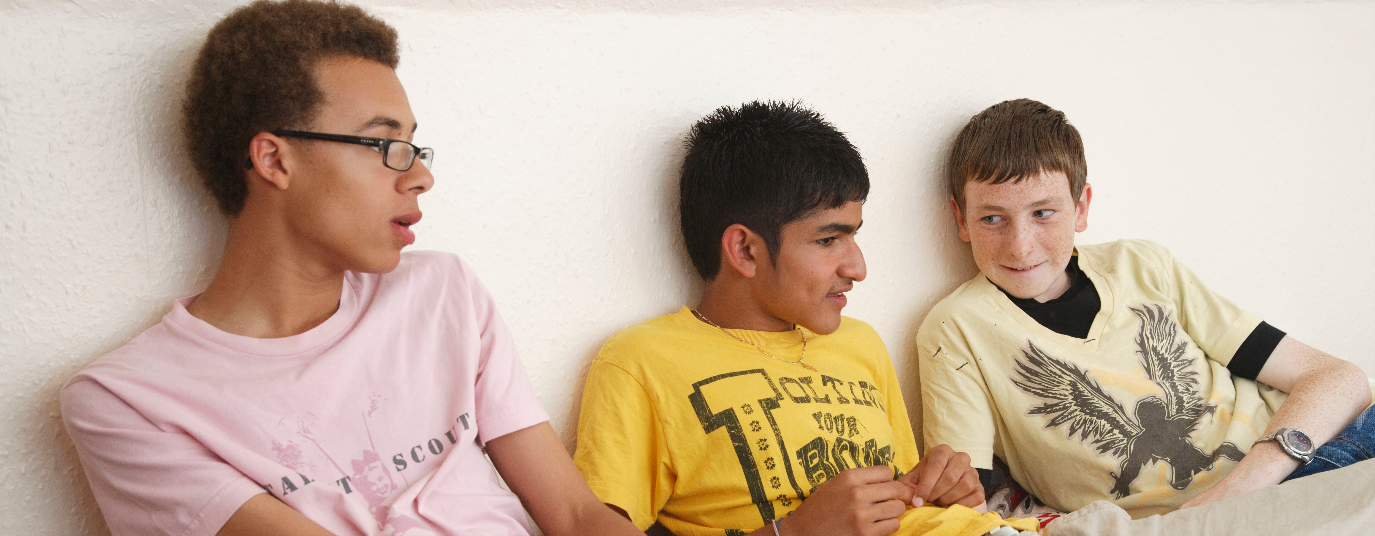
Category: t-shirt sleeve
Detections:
[
  {"x1": 573, "y1": 357, "x2": 673, "y2": 531},
  {"x1": 872, "y1": 333, "x2": 921, "y2": 474},
  {"x1": 463, "y1": 264, "x2": 551, "y2": 446},
  {"x1": 916, "y1": 319, "x2": 998, "y2": 470},
  {"x1": 1227, "y1": 321, "x2": 1287, "y2": 381},
  {"x1": 1152, "y1": 243, "x2": 1264, "y2": 368},
  {"x1": 60, "y1": 379, "x2": 266, "y2": 536}
]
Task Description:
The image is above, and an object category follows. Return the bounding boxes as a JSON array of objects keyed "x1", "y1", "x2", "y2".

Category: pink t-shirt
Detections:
[{"x1": 61, "y1": 251, "x2": 549, "y2": 536}]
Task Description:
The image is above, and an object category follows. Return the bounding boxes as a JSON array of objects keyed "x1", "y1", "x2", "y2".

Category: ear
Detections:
[
  {"x1": 246, "y1": 132, "x2": 292, "y2": 191},
  {"x1": 1074, "y1": 183, "x2": 1093, "y2": 233},
  {"x1": 950, "y1": 196, "x2": 972, "y2": 243},
  {"x1": 720, "y1": 224, "x2": 766, "y2": 279}
]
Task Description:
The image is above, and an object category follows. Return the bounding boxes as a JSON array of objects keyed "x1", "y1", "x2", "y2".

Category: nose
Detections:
[
  {"x1": 399, "y1": 160, "x2": 434, "y2": 194},
  {"x1": 1006, "y1": 218, "x2": 1036, "y2": 260},
  {"x1": 840, "y1": 241, "x2": 867, "y2": 282}
]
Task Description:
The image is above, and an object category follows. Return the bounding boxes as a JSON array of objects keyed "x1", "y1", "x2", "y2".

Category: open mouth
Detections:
[
  {"x1": 393, "y1": 211, "x2": 422, "y2": 227},
  {"x1": 392, "y1": 211, "x2": 422, "y2": 245},
  {"x1": 826, "y1": 284, "x2": 852, "y2": 307}
]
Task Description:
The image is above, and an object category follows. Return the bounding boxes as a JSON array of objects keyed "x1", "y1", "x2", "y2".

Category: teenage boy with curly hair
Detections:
[
  {"x1": 917, "y1": 98, "x2": 1375, "y2": 519},
  {"x1": 59, "y1": 2, "x2": 643, "y2": 535},
  {"x1": 574, "y1": 101, "x2": 1037, "y2": 536}
]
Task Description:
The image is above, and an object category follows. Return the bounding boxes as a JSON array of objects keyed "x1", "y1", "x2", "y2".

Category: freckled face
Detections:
[
  {"x1": 954, "y1": 171, "x2": 1090, "y2": 302},
  {"x1": 754, "y1": 201, "x2": 868, "y2": 334}
]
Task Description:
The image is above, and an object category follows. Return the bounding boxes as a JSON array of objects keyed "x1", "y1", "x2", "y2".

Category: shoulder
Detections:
[
  {"x1": 386, "y1": 249, "x2": 476, "y2": 284},
  {"x1": 1077, "y1": 239, "x2": 1187, "y2": 294},
  {"x1": 369, "y1": 249, "x2": 493, "y2": 306},
  {"x1": 65, "y1": 316, "x2": 182, "y2": 379},
  {"x1": 826, "y1": 316, "x2": 897, "y2": 369},
  {"x1": 596, "y1": 311, "x2": 697, "y2": 367},
  {"x1": 60, "y1": 320, "x2": 186, "y2": 420},
  {"x1": 919, "y1": 274, "x2": 1000, "y2": 336},
  {"x1": 1078, "y1": 239, "x2": 1175, "y2": 271},
  {"x1": 1078, "y1": 238, "x2": 1171, "y2": 257},
  {"x1": 60, "y1": 376, "x2": 123, "y2": 426},
  {"x1": 830, "y1": 316, "x2": 882, "y2": 344}
]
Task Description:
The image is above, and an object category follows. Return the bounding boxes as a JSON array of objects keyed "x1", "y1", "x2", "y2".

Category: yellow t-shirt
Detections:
[
  {"x1": 576, "y1": 307, "x2": 1036, "y2": 536},
  {"x1": 917, "y1": 240, "x2": 1291, "y2": 518}
]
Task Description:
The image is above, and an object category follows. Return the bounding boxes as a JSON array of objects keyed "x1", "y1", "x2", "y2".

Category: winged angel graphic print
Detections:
[{"x1": 1012, "y1": 304, "x2": 1245, "y2": 498}]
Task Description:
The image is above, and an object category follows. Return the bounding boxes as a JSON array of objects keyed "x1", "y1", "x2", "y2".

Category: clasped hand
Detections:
[{"x1": 780, "y1": 444, "x2": 983, "y2": 536}]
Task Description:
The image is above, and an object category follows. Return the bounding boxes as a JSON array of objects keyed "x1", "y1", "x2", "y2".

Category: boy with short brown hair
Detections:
[{"x1": 919, "y1": 98, "x2": 1374, "y2": 518}]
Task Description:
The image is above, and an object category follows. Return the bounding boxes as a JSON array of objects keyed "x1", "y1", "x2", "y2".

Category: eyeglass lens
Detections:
[{"x1": 383, "y1": 140, "x2": 434, "y2": 171}]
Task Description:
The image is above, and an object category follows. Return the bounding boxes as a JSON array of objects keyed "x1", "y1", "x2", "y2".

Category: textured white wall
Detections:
[{"x1": 2, "y1": 0, "x2": 1372, "y2": 533}]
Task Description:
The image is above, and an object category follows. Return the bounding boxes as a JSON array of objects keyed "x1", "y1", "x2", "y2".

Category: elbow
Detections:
[
  {"x1": 1290, "y1": 356, "x2": 1371, "y2": 408},
  {"x1": 1344, "y1": 359, "x2": 1369, "y2": 398},
  {"x1": 1328, "y1": 359, "x2": 1372, "y2": 408},
  {"x1": 1355, "y1": 363, "x2": 1373, "y2": 408}
]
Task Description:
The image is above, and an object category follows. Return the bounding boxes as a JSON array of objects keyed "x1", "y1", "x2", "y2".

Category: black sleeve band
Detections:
[
  {"x1": 978, "y1": 468, "x2": 997, "y2": 499},
  {"x1": 1228, "y1": 321, "x2": 1287, "y2": 381}
]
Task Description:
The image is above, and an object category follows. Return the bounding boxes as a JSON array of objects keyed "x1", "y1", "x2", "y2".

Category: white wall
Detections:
[{"x1": 2, "y1": 0, "x2": 1372, "y2": 533}]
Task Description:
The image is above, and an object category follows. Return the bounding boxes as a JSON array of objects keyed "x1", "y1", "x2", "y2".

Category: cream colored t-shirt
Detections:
[
  {"x1": 575, "y1": 307, "x2": 992, "y2": 536},
  {"x1": 917, "y1": 240, "x2": 1289, "y2": 518}
]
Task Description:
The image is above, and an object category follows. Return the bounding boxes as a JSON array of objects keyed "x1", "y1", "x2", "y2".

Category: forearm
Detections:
[
  {"x1": 1182, "y1": 338, "x2": 1370, "y2": 509},
  {"x1": 486, "y1": 423, "x2": 643, "y2": 536},
  {"x1": 1213, "y1": 371, "x2": 1367, "y2": 492},
  {"x1": 1202, "y1": 339, "x2": 1369, "y2": 495},
  {"x1": 215, "y1": 493, "x2": 336, "y2": 536},
  {"x1": 542, "y1": 501, "x2": 648, "y2": 536},
  {"x1": 1251, "y1": 348, "x2": 1370, "y2": 464}
]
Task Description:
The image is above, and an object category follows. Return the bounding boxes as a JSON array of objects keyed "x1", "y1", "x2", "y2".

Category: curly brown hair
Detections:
[{"x1": 183, "y1": 0, "x2": 399, "y2": 215}]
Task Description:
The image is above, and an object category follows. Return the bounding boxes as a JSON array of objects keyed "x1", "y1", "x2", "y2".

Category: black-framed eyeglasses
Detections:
[{"x1": 273, "y1": 129, "x2": 435, "y2": 172}]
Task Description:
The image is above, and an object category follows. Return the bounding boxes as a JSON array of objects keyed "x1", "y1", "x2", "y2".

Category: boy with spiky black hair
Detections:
[{"x1": 575, "y1": 101, "x2": 1037, "y2": 536}]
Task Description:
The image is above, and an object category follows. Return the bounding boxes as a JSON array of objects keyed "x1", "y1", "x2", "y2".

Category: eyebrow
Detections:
[
  {"x1": 817, "y1": 220, "x2": 863, "y2": 235},
  {"x1": 974, "y1": 196, "x2": 1061, "y2": 212},
  {"x1": 357, "y1": 116, "x2": 418, "y2": 135}
]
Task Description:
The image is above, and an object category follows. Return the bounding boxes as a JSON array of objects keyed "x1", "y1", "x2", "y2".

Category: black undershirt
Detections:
[
  {"x1": 1003, "y1": 257, "x2": 1099, "y2": 339},
  {"x1": 994, "y1": 256, "x2": 1285, "y2": 381},
  {"x1": 976, "y1": 256, "x2": 1287, "y2": 492}
]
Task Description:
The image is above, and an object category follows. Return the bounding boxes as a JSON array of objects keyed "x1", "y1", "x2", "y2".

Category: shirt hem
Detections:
[
  {"x1": 177, "y1": 478, "x2": 268, "y2": 536},
  {"x1": 476, "y1": 407, "x2": 551, "y2": 447}
]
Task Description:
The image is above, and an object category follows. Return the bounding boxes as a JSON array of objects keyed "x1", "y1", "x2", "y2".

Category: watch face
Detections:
[{"x1": 1284, "y1": 429, "x2": 1314, "y2": 453}]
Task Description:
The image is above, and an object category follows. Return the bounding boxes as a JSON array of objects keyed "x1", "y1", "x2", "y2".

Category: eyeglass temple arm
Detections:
[{"x1": 272, "y1": 129, "x2": 388, "y2": 146}]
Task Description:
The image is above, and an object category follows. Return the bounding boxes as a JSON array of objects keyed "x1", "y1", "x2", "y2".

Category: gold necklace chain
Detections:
[{"x1": 692, "y1": 310, "x2": 817, "y2": 372}]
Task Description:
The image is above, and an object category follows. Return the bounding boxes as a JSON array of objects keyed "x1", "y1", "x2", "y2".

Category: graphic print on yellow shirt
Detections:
[
  {"x1": 918, "y1": 240, "x2": 1292, "y2": 517},
  {"x1": 1010, "y1": 304, "x2": 1245, "y2": 499},
  {"x1": 574, "y1": 308, "x2": 921, "y2": 536},
  {"x1": 691, "y1": 368, "x2": 900, "y2": 511}
]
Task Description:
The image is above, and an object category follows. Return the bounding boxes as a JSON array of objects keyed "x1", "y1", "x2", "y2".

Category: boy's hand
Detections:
[
  {"x1": 782, "y1": 465, "x2": 914, "y2": 536},
  {"x1": 1179, "y1": 439, "x2": 1299, "y2": 509},
  {"x1": 899, "y1": 444, "x2": 983, "y2": 508}
]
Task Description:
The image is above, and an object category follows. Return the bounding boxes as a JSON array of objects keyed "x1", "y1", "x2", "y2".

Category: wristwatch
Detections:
[{"x1": 1253, "y1": 427, "x2": 1315, "y2": 464}]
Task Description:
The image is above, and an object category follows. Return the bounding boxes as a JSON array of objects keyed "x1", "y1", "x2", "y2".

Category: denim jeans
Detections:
[{"x1": 1283, "y1": 404, "x2": 1375, "y2": 482}]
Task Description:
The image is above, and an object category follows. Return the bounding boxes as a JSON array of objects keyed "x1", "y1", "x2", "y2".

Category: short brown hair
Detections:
[
  {"x1": 183, "y1": 0, "x2": 399, "y2": 215},
  {"x1": 946, "y1": 98, "x2": 1086, "y2": 211}
]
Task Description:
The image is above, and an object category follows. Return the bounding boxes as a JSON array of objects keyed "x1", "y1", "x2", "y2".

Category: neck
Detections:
[
  {"x1": 187, "y1": 215, "x2": 346, "y2": 339},
  {"x1": 696, "y1": 274, "x2": 793, "y2": 332}
]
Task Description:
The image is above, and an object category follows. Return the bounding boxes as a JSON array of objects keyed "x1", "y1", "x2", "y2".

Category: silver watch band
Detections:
[{"x1": 1253, "y1": 427, "x2": 1314, "y2": 464}]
